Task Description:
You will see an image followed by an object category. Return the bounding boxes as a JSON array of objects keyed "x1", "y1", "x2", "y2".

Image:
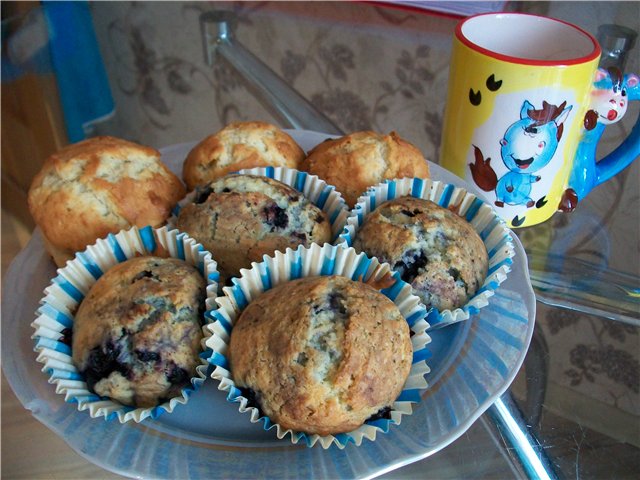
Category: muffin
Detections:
[
  {"x1": 175, "y1": 174, "x2": 332, "y2": 282},
  {"x1": 72, "y1": 256, "x2": 206, "y2": 408},
  {"x1": 228, "y1": 275, "x2": 413, "y2": 436},
  {"x1": 352, "y1": 196, "x2": 488, "y2": 311},
  {"x1": 300, "y1": 131, "x2": 429, "y2": 206},
  {"x1": 182, "y1": 121, "x2": 305, "y2": 190},
  {"x1": 28, "y1": 136, "x2": 186, "y2": 267}
]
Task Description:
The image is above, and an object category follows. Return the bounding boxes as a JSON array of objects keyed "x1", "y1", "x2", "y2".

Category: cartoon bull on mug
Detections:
[
  {"x1": 470, "y1": 100, "x2": 572, "y2": 219},
  {"x1": 470, "y1": 69, "x2": 640, "y2": 227}
]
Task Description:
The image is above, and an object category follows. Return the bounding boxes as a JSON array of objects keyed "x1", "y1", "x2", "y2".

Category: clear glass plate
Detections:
[{"x1": 1, "y1": 130, "x2": 535, "y2": 479}]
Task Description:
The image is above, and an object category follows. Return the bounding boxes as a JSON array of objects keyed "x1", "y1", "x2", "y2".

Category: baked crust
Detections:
[
  {"x1": 353, "y1": 197, "x2": 488, "y2": 311},
  {"x1": 28, "y1": 136, "x2": 185, "y2": 266},
  {"x1": 72, "y1": 256, "x2": 205, "y2": 408},
  {"x1": 301, "y1": 131, "x2": 429, "y2": 206},
  {"x1": 175, "y1": 174, "x2": 331, "y2": 283},
  {"x1": 229, "y1": 275, "x2": 412, "y2": 435},
  {"x1": 182, "y1": 121, "x2": 305, "y2": 190}
]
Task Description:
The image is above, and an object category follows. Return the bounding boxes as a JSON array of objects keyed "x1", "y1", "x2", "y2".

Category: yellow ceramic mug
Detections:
[{"x1": 440, "y1": 13, "x2": 638, "y2": 228}]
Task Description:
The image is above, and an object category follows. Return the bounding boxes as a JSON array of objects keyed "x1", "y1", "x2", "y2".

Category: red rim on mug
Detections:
[{"x1": 455, "y1": 12, "x2": 601, "y2": 66}]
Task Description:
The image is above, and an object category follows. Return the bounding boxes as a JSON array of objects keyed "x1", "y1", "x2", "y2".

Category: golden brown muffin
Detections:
[
  {"x1": 28, "y1": 136, "x2": 185, "y2": 267},
  {"x1": 229, "y1": 275, "x2": 413, "y2": 436},
  {"x1": 175, "y1": 174, "x2": 331, "y2": 283},
  {"x1": 353, "y1": 197, "x2": 488, "y2": 311},
  {"x1": 301, "y1": 131, "x2": 429, "y2": 207},
  {"x1": 182, "y1": 121, "x2": 305, "y2": 190},
  {"x1": 72, "y1": 256, "x2": 205, "y2": 408}
]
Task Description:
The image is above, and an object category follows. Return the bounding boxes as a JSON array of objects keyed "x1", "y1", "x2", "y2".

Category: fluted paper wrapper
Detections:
[
  {"x1": 338, "y1": 178, "x2": 515, "y2": 330},
  {"x1": 31, "y1": 226, "x2": 219, "y2": 423},
  {"x1": 170, "y1": 166, "x2": 350, "y2": 242},
  {"x1": 203, "y1": 243, "x2": 432, "y2": 449}
]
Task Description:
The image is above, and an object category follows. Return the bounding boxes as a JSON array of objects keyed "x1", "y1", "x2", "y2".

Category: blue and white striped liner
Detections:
[
  {"x1": 169, "y1": 167, "x2": 350, "y2": 242},
  {"x1": 204, "y1": 243, "x2": 432, "y2": 450},
  {"x1": 338, "y1": 178, "x2": 515, "y2": 330},
  {"x1": 31, "y1": 226, "x2": 219, "y2": 423}
]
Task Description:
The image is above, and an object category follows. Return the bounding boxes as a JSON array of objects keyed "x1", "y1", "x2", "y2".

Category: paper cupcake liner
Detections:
[
  {"x1": 169, "y1": 166, "x2": 350, "y2": 242},
  {"x1": 338, "y1": 178, "x2": 515, "y2": 330},
  {"x1": 31, "y1": 226, "x2": 219, "y2": 423},
  {"x1": 203, "y1": 242, "x2": 432, "y2": 449}
]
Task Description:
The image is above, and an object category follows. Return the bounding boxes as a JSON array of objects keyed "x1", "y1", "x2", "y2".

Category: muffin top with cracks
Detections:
[
  {"x1": 229, "y1": 275, "x2": 412, "y2": 436},
  {"x1": 352, "y1": 196, "x2": 488, "y2": 311},
  {"x1": 176, "y1": 174, "x2": 331, "y2": 283},
  {"x1": 72, "y1": 256, "x2": 205, "y2": 408}
]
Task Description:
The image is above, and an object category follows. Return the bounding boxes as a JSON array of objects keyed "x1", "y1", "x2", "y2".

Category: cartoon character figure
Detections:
[
  {"x1": 560, "y1": 67, "x2": 640, "y2": 211},
  {"x1": 586, "y1": 67, "x2": 635, "y2": 128},
  {"x1": 470, "y1": 100, "x2": 572, "y2": 210}
]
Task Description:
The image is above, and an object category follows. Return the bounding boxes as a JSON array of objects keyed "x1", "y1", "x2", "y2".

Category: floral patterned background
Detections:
[
  {"x1": 90, "y1": 1, "x2": 454, "y2": 160},
  {"x1": 89, "y1": 1, "x2": 639, "y2": 444}
]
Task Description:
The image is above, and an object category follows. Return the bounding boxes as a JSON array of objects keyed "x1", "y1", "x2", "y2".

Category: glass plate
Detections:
[{"x1": 1, "y1": 130, "x2": 535, "y2": 479}]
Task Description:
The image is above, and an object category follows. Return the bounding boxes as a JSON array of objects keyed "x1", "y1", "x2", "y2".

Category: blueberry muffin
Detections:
[
  {"x1": 72, "y1": 256, "x2": 205, "y2": 408},
  {"x1": 301, "y1": 131, "x2": 429, "y2": 207},
  {"x1": 175, "y1": 174, "x2": 332, "y2": 283},
  {"x1": 28, "y1": 136, "x2": 186, "y2": 267},
  {"x1": 353, "y1": 197, "x2": 488, "y2": 311},
  {"x1": 229, "y1": 275, "x2": 413, "y2": 436},
  {"x1": 182, "y1": 121, "x2": 305, "y2": 190}
]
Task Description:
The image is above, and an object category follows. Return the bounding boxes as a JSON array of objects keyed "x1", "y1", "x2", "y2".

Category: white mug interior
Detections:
[{"x1": 460, "y1": 13, "x2": 599, "y2": 63}]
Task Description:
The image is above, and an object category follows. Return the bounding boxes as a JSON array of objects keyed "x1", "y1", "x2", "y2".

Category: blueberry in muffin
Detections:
[
  {"x1": 352, "y1": 196, "x2": 488, "y2": 311},
  {"x1": 228, "y1": 275, "x2": 413, "y2": 436},
  {"x1": 175, "y1": 174, "x2": 332, "y2": 283},
  {"x1": 72, "y1": 256, "x2": 206, "y2": 408}
]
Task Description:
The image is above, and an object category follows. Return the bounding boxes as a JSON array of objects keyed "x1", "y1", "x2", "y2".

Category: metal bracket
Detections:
[{"x1": 200, "y1": 10, "x2": 343, "y2": 135}]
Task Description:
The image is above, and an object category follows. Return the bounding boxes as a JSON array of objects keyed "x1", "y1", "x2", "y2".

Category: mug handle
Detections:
[{"x1": 561, "y1": 69, "x2": 640, "y2": 211}]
